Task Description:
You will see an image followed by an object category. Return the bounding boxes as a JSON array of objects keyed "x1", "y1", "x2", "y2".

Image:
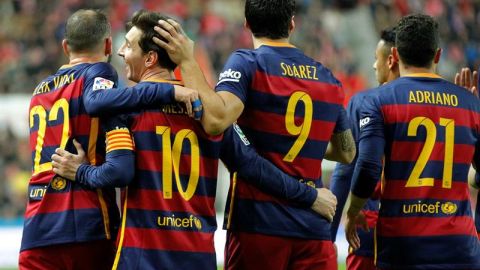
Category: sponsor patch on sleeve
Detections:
[
  {"x1": 233, "y1": 123, "x2": 250, "y2": 146},
  {"x1": 217, "y1": 68, "x2": 242, "y2": 85},
  {"x1": 359, "y1": 117, "x2": 371, "y2": 129},
  {"x1": 92, "y1": 77, "x2": 114, "y2": 91}
]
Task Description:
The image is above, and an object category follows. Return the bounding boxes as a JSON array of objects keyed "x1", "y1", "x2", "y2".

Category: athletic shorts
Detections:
[
  {"x1": 19, "y1": 239, "x2": 115, "y2": 270},
  {"x1": 225, "y1": 231, "x2": 336, "y2": 270}
]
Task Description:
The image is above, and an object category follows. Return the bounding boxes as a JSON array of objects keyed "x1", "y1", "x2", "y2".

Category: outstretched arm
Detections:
[
  {"x1": 220, "y1": 124, "x2": 337, "y2": 222},
  {"x1": 82, "y1": 62, "x2": 201, "y2": 117}
]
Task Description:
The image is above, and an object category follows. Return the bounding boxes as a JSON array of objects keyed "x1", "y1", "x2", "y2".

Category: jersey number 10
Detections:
[{"x1": 156, "y1": 126, "x2": 200, "y2": 201}]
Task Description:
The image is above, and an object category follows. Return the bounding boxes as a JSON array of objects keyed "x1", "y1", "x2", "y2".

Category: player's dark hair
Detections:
[
  {"x1": 127, "y1": 10, "x2": 177, "y2": 70},
  {"x1": 379, "y1": 26, "x2": 396, "y2": 57},
  {"x1": 65, "y1": 9, "x2": 111, "y2": 52},
  {"x1": 395, "y1": 14, "x2": 439, "y2": 68},
  {"x1": 381, "y1": 26, "x2": 396, "y2": 48},
  {"x1": 245, "y1": 0, "x2": 295, "y2": 39}
]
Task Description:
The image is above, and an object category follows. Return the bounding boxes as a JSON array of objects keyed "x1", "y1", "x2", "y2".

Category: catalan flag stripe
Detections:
[{"x1": 106, "y1": 129, "x2": 134, "y2": 153}]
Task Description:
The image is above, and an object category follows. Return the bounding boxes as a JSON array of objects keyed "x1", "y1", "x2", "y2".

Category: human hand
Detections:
[
  {"x1": 173, "y1": 85, "x2": 203, "y2": 119},
  {"x1": 454, "y1": 67, "x2": 478, "y2": 97},
  {"x1": 153, "y1": 19, "x2": 195, "y2": 65},
  {"x1": 51, "y1": 139, "x2": 87, "y2": 180},
  {"x1": 345, "y1": 212, "x2": 361, "y2": 250},
  {"x1": 311, "y1": 188, "x2": 337, "y2": 222}
]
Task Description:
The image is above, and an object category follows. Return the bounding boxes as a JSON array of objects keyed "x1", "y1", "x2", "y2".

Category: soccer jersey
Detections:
[
  {"x1": 355, "y1": 74, "x2": 480, "y2": 269},
  {"x1": 216, "y1": 43, "x2": 347, "y2": 240},
  {"x1": 330, "y1": 90, "x2": 380, "y2": 258},
  {"x1": 22, "y1": 62, "x2": 120, "y2": 251}
]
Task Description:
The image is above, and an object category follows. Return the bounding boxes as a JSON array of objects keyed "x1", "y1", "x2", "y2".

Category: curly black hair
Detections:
[{"x1": 395, "y1": 14, "x2": 439, "y2": 68}]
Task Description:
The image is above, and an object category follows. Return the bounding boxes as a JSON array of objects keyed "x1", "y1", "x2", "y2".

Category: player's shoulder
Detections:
[
  {"x1": 84, "y1": 62, "x2": 118, "y2": 78},
  {"x1": 307, "y1": 58, "x2": 342, "y2": 87}
]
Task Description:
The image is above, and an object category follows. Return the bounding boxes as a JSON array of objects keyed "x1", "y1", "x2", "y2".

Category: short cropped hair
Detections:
[
  {"x1": 245, "y1": 0, "x2": 295, "y2": 39},
  {"x1": 395, "y1": 14, "x2": 439, "y2": 68},
  {"x1": 127, "y1": 10, "x2": 177, "y2": 71},
  {"x1": 65, "y1": 9, "x2": 111, "y2": 52}
]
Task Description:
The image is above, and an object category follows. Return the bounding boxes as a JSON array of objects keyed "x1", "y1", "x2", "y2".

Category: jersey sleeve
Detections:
[
  {"x1": 83, "y1": 62, "x2": 175, "y2": 116},
  {"x1": 351, "y1": 95, "x2": 385, "y2": 198},
  {"x1": 220, "y1": 124, "x2": 317, "y2": 207},
  {"x1": 214, "y1": 50, "x2": 255, "y2": 103},
  {"x1": 330, "y1": 96, "x2": 358, "y2": 241},
  {"x1": 333, "y1": 106, "x2": 350, "y2": 133},
  {"x1": 75, "y1": 115, "x2": 135, "y2": 188}
]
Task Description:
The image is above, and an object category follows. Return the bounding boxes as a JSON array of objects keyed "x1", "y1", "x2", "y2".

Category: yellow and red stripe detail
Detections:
[{"x1": 106, "y1": 128, "x2": 134, "y2": 153}]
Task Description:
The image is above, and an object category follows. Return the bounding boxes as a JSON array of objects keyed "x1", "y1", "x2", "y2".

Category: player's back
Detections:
[
  {"x1": 113, "y1": 80, "x2": 223, "y2": 270},
  {"x1": 226, "y1": 44, "x2": 345, "y2": 240},
  {"x1": 22, "y1": 63, "x2": 119, "y2": 251},
  {"x1": 372, "y1": 74, "x2": 480, "y2": 269}
]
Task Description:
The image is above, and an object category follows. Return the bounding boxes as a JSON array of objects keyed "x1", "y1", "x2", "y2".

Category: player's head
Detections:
[
  {"x1": 393, "y1": 14, "x2": 440, "y2": 69},
  {"x1": 118, "y1": 10, "x2": 176, "y2": 82},
  {"x1": 62, "y1": 9, "x2": 112, "y2": 59},
  {"x1": 245, "y1": 0, "x2": 295, "y2": 39},
  {"x1": 373, "y1": 26, "x2": 398, "y2": 85}
]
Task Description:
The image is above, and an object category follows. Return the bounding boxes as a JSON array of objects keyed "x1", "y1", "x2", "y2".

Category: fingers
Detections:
[
  {"x1": 152, "y1": 35, "x2": 174, "y2": 52},
  {"x1": 473, "y1": 71, "x2": 479, "y2": 97},
  {"x1": 455, "y1": 73, "x2": 460, "y2": 86},
  {"x1": 473, "y1": 86, "x2": 479, "y2": 98},
  {"x1": 166, "y1": 19, "x2": 184, "y2": 35},
  {"x1": 345, "y1": 220, "x2": 361, "y2": 250},
  {"x1": 462, "y1": 67, "x2": 470, "y2": 88},
  {"x1": 73, "y1": 139, "x2": 85, "y2": 156},
  {"x1": 158, "y1": 19, "x2": 179, "y2": 39},
  {"x1": 185, "y1": 98, "x2": 193, "y2": 117},
  {"x1": 55, "y1": 147, "x2": 67, "y2": 156},
  {"x1": 154, "y1": 25, "x2": 174, "y2": 43}
]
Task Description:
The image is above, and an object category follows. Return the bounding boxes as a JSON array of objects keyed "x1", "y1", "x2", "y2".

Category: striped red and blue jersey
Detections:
[
  {"x1": 22, "y1": 62, "x2": 121, "y2": 251},
  {"x1": 216, "y1": 43, "x2": 347, "y2": 240},
  {"x1": 113, "y1": 79, "x2": 224, "y2": 270},
  {"x1": 330, "y1": 90, "x2": 380, "y2": 258},
  {"x1": 355, "y1": 74, "x2": 480, "y2": 269}
]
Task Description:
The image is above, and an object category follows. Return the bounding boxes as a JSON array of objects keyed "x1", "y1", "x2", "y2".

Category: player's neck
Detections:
[
  {"x1": 140, "y1": 67, "x2": 175, "y2": 82},
  {"x1": 252, "y1": 36, "x2": 291, "y2": 49},
  {"x1": 399, "y1": 63, "x2": 436, "y2": 77},
  {"x1": 68, "y1": 53, "x2": 107, "y2": 65}
]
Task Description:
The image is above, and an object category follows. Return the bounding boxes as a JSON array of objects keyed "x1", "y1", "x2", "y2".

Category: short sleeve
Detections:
[
  {"x1": 215, "y1": 50, "x2": 255, "y2": 103},
  {"x1": 333, "y1": 106, "x2": 350, "y2": 133}
]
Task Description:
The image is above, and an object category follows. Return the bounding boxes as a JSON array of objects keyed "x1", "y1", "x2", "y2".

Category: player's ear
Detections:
[
  {"x1": 433, "y1": 48, "x2": 441, "y2": 64},
  {"x1": 387, "y1": 54, "x2": 396, "y2": 70},
  {"x1": 391, "y1": 47, "x2": 400, "y2": 63},
  {"x1": 145, "y1": 51, "x2": 158, "y2": 68},
  {"x1": 62, "y1": 39, "x2": 70, "y2": 58},
  {"x1": 105, "y1": 37, "x2": 112, "y2": 56},
  {"x1": 289, "y1": 16, "x2": 295, "y2": 34},
  {"x1": 244, "y1": 18, "x2": 250, "y2": 30}
]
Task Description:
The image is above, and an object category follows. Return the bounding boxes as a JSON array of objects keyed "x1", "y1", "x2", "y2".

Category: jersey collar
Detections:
[
  {"x1": 142, "y1": 78, "x2": 183, "y2": 85},
  {"x1": 261, "y1": 40, "x2": 296, "y2": 48},
  {"x1": 403, "y1": 73, "x2": 442, "y2": 79}
]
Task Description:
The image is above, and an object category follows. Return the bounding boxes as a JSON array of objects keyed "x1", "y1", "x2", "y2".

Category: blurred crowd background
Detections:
[{"x1": 0, "y1": 0, "x2": 479, "y2": 220}]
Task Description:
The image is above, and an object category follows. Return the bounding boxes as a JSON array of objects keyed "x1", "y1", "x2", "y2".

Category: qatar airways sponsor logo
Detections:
[{"x1": 217, "y1": 69, "x2": 242, "y2": 84}]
